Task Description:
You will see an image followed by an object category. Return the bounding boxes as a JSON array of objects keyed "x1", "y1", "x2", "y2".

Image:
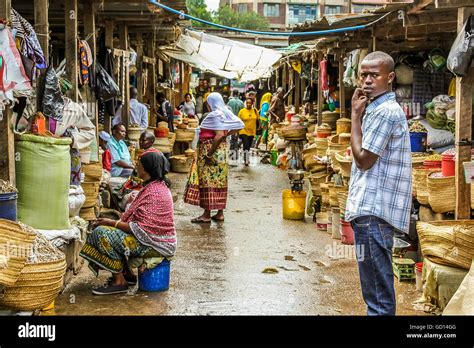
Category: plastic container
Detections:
[
  {"x1": 410, "y1": 132, "x2": 427, "y2": 152},
  {"x1": 423, "y1": 160, "x2": 442, "y2": 169},
  {"x1": 282, "y1": 189, "x2": 306, "y2": 220},
  {"x1": 441, "y1": 154, "x2": 455, "y2": 177},
  {"x1": 139, "y1": 259, "x2": 171, "y2": 292},
  {"x1": 271, "y1": 149, "x2": 279, "y2": 166},
  {"x1": 340, "y1": 219, "x2": 354, "y2": 245},
  {"x1": 415, "y1": 261, "x2": 423, "y2": 292},
  {"x1": 0, "y1": 192, "x2": 17, "y2": 221}
]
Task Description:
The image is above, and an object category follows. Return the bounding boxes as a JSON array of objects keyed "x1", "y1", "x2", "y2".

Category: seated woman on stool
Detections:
[{"x1": 80, "y1": 152, "x2": 176, "y2": 295}]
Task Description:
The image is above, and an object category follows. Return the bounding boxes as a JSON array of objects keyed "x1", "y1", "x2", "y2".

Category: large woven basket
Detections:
[
  {"x1": 427, "y1": 171, "x2": 455, "y2": 213},
  {"x1": 0, "y1": 258, "x2": 67, "y2": 310},
  {"x1": 308, "y1": 172, "x2": 328, "y2": 196},
  {"x1": 321, "y1": 182, "x2": 333, "y2": 205},
  {"x1": 170, "y1": 155, "x2": 193, "y2": 173},
  {"x1": 168, "y1": 132, "x2": 176, "y2": 147},
  {"x1": 81, "y1": 182, "x2": 100, "y2": 208},
  {"x1": 417, "y1": 220, "x2": 474, "y2": 270},
  {"x1": 322, "y1": 111, "x2": 339, "y2": 130},
  {"x1": 82, "y1": 162, "x2": 103, "y2": 181},
  {"x1": 471, "y1": 184, "x2": 474, "y2": 210},
  {"x1": 329, "y1": 185, "x2": 348, "y2": 207},
  {"x1": 80, "y1": 206, "x2": 97, "y2": 221},
  {"x1": 175, "y1": 129, "x2": 196, "y2": 142},
  {"x1": 413, "y1": 167, "x2": 433, "y2": 205},
  {"x1": 334, "y1": 153, "x2": 352, "y2": 178},
  {"x1": 337, "y1": 192, "x2": 348, "y2": 213},
  {"x1": 0, "y1": 219, "x2": 37, "y2": 287},
  {"x1": 315, "y1": 138, "x2": 328, "y2": 157},
  {"x1": 281, "y1": 126, "x2": 307, "y2": 140}
]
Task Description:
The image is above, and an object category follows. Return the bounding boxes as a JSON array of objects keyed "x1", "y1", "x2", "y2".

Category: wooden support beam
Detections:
[
  {"x1": 135, "y1": 33, "x2": 144, "y2": 100},
  {"x1": 435, "y1": 0, "x2": 474, "y2": 8},
  {"x1": 317, "y1": 56, "x2": 323, "y2": 126},
  {"x1": 34, "y1": 0, "x2": 49, "y2": 63},
  {"x1": 147, "y1": 39, "x2": 157, "y2": 127},
  {"x1": 455, "y1": 7, "x2": 474, "y2": 220},
  {"x1": 288, "y1": 69, "x2": 294, "y2": 107},
  {"x1": 119, "y1": 24, "x2": 130, "y2": 129},
  {"x1": 338, "y1": 52, "x2": 346, "y2": 119},
  {"x1": 83, "y1": 0, "x2": 98, "y2": 159},
  {"x1": 0, "y1": 0, "x2": 15, "y2": 185},
  {"x1": 294, "y1": 72, "x2": 300, "y2": 113},
  {"x1": 104, "y1": 20, "x2": 114, "y2": 133},
  {"x1": 405, "y1": 21, "x2": 457, "y2": 38},
  {"x1": 408, "y1": 0, "x2": 434, "y2": 13},
  {"x1": 65, "y1": 0, "x2": 78, "y2": 102}
]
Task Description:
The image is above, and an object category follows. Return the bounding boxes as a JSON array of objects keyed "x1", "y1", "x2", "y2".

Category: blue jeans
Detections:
[{"x1": 351, "y1": 215, "x2": 395, "y2": 316}]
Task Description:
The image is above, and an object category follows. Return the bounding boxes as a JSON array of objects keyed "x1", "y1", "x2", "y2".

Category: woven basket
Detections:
[
  {"x1": 417, "y1": 220, "x2": 474, "y2": 270},
  {"x1": 168, "y1": 132, "x2": 176, "y2": 147},
  {"x1": 427, "y1": 171, "x2": 455, "y2": 213},
  {"x1": 308, "y1": 172, "x2": 328, "y2": 195},
  {"x1": 127, "y1": 127, "x2": 141, "y2": 141},
  {"x1": 413, "y1": 167, "x2": 433, "y2": 205},
  {"x1": 0, "y1": 219, "x2": 37, "y2": 287},
  {"x1": 337, "y1": 192, "x2": 348, "y2": 213},
  {"x1": 175, "y1": 129, "x2": 196, "y2": 142},
  {"x1": 82, "y1": 162, "x2": 102, "y2": 181},
  {"x1": 187, "y1": 119, "x2": 199, "y2": 129},
  {"x1": 80, "y1": 206, "x2": 97, "y2": 221},
  {"x1": 329, "y1": 185, "x2": 348, "y2": 207},
  {"x1": 0, "y1": 258, "x2": 66, "y2": 310},
  {"x1": 281, "y1": 126, "x2": 306, "y2": 140},
  {"x1": 471, "y1": 184, "x2": 474, "y2": 210},
  {"x1": 315, "y1": 138, "x2": 328, "y2": 157},
  {"x1": 321, "y1": 182, "x2": 333, "y2": 205},
  {"x1": 81, "y1": 182, "x2": 100, "y2": 208},
  {"x1": 334, "y1": 153, "x2": 352, "y2": 178},
  {"x1": 170, "y1": 155, "x2": 193, "y2": 173},
  {"x1": 322, "y1": 111, "x2": 339, "y2": 130}
]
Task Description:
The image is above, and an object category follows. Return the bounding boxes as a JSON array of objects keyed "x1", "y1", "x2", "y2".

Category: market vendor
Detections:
[
  {"x1": 80, "y1": 151, "x2": 176, "y2": 295},
  {"x1": 269, "y1": 86, "x2": 294, "y2": 123},
  {"x1": 108, "y1": 124, "x2": 135, "y2": 178},
  {"x1": 99, "y1": 131, "x2": 112, "y2": 172},
  {"x1": 155, "y1": 92, "x2": 174, "y2": 132},
  {"x1": 178, "y1": 93, "x2": 196, "y2": 118}
]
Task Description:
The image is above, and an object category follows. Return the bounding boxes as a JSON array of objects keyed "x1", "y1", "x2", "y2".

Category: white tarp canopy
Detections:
[{"x1": 160, "y1": 29, "x2": 282, "y2": 82}]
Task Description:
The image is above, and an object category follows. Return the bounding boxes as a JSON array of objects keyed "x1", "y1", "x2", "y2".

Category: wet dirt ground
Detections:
[{"x1": 53, "y1": 160, "x2": 424, "y2": 316}]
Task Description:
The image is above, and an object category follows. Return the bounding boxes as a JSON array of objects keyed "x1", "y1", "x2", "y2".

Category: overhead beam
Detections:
[
  {"x1": 435, "y1": 0, "x2": 474, "y2": 8},
  {"x1": 0, "y1": 0, "x2": 15, "y2": 185},
  {"x1": 454, "y1": 6, "x2": 474, "y2": 220},
  {"x1": 65, "y1": 0, "x2": 78, "y2": 101},
  {"x1": 408, "y1": 0, "x2": 434, "y2": 13},
  {"x1": 405, "y1": 21, "x2": 457, "y2": 38}
]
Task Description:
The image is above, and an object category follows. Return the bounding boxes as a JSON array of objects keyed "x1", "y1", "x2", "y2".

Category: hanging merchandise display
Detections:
[
  {"x1": 447, "y1": 16, "x2": 474, "y2": 77},
  {"x1": 16, "y1": 134, "x2": 72, "y2": 230},
  {"x1": 78, "y1": 39, "x2": 93, "y2": 86},
  {"x1": 0, "y1": 25, "x2": 33, "y2": 111},
  {"x1": 95, "y1": 63, "x2": 120, "y2": 102},
  {"x1": 291, "y1": 61, "x2": 302, "y2": 74}
]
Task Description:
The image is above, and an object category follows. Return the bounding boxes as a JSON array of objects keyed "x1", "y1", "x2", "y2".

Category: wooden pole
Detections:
[
  {"x1": 104, "y1": 21, "x2": 114, "y2": 133},
  {"x1": 294, "y1": 72, "x2": 301, "y2": 113},
  {"x1": 454, "y1": 7, "x2": 474, "y2": 220},
  {"x1": 65, "y1": 0, "x2": 78, "y2": 102},
  {"x1": 119, "y1": 24, "x2": 130, "y2": 129},
  {"x1": 0, "y1": 0, "x2": 15, "y2": 185},
  {"x1": 338, "y1": 52, "x2": 346, "y2": 118},
  {"x1": 34, "y1": 0, "x2": 49, "y2": 111},
  {"x1": 135, "y1": 33, "x2": 144, "y2": 100},
  {"x1": 317, "y1": 55, "x2": 323, "y2": 126},
  {"x1": 83, "y1": 0, "x2": 98, "y2": 159},
  {"x1": 147, "y1": 37, "x2": 157, "y2": 127}
]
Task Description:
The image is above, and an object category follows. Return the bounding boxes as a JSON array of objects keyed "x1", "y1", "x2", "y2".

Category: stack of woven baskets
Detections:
[
  {"x1": 80, "y1": 181, "x2": 100, "y2": 221},
  {"x1": 0, "y1": 219, "x2": 67, "y2": 311},
  {"x1": 427, "y1": 170, "x2": 455, "y2": 213}
]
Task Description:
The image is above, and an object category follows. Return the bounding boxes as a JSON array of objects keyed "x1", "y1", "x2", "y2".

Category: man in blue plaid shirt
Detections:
[{"x1": 345, "y1": 51, "x2": 412, "y2": 316}]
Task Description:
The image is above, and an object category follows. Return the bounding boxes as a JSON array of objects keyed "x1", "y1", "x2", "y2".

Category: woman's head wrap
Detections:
[{"x1": 200, "y1": 92, "x2": 244, "y2": 131}]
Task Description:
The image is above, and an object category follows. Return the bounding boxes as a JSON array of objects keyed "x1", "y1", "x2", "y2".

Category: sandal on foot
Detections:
[
  {"x1": 191, "y1": 217, "x2": 211, "y2": 223},
  {"x1": 92, "y1": 284, "x2": 128, "y2": 295}
]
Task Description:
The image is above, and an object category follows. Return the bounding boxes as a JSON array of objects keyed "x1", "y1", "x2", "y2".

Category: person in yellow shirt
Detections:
[{"x1": 238, "y1": 98, "x2": 259, "y2": 166}]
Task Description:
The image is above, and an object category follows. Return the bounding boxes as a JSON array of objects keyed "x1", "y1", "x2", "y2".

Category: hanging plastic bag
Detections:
[
  {"x1": 447, "y1": 16, "x2": 474, "y2": 77},
  {"x1": 95, "y1": 63, "x2": 120, "y2": 102},
  {"x1": 41, "y1": 65, "x2": 64, "y2": 121}
]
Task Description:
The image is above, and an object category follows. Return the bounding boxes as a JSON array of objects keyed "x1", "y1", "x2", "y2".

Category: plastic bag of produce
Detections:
[
  {"x1": 69, "y1": 185, "x2": 85, "y2": 217},
  {"x1": 41, "y1": 66, "x2": 65, "y2": 121},
  {"x1": 395, "y1": 85, "x2": 412, "y2": 100},
  {"x1": 447, "y1": 16, "x2": 474, "y2": 77},
  {"x1": 395, "y1": 64, "x2": 414, "y2": 85},
  {"x1": 15, "y1": 134, "x2": 72, "y2": 230},
  {"x1": 95, "y1": 63, "x2": 120, "y2": 102}
]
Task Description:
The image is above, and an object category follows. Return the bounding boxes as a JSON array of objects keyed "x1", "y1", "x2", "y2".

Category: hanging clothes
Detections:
[
  {"x1": 320, "y1": 59, "x2": 329, "y2": 92},
  {"x1": 10, "y1": 9, "x2": 47, "y2": 71},
  {"x1": 78, "y1": 40, "x2": 93, "y2": 86}
]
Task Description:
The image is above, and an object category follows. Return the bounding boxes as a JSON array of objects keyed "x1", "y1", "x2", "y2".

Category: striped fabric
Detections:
[{"x1": 345, "y1": 92, "x2": 412, "y2": 232}]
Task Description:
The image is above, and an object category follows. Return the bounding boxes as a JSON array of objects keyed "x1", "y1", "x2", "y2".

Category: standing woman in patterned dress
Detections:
[{"x1": 184, "y1": 92, "x2": 244, "y2": 223}]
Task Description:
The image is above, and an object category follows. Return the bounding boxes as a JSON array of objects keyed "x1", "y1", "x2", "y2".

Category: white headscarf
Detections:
[{"x1": 201, "y1": 92, "x2": 244, "y2": 131}]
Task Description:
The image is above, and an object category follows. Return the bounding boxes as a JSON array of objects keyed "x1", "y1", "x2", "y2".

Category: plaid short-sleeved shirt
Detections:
[{"x1": 345, "y1": 92, "x2": 412, "y2": 232}]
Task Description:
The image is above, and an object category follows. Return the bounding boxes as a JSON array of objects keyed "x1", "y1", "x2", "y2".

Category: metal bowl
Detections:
[{"x1": 287, "y1": 170, "x2": 305, "y2": 181}]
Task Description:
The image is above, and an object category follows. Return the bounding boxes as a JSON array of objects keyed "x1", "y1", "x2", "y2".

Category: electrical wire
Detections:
[{"x1": 148, "y1": 0, "x2": 394, "y2": 37}]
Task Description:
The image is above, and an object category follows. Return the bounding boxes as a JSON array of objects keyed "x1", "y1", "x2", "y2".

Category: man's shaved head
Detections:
[
  {"x1": 139, "y1": 131, "x2": 155, "y2": 150},
  {"x1": 361, "y1": 51, "x2": 395, "y2": 72}
]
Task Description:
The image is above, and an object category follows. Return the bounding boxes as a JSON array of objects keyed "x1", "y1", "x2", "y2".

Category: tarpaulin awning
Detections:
[{"x1": 160, "y1": 29, "x2": 282, "y2": 82}]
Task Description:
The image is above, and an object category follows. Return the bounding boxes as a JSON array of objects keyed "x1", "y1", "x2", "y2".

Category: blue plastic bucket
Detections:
[
  {"x1": 410, "y1": 132, "x2": 427, "y2": 152},
  {"x1": 138, "y1": 259, "x2": 170, "y2": 292},
  {"x1": 0, "y1": 192, "x2": 18, "y2": 221}
]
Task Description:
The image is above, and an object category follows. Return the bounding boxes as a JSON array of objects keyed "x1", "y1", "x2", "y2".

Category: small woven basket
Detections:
[{"x1": 427, "y1": 171, "x2": 455, "y2": 213}]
